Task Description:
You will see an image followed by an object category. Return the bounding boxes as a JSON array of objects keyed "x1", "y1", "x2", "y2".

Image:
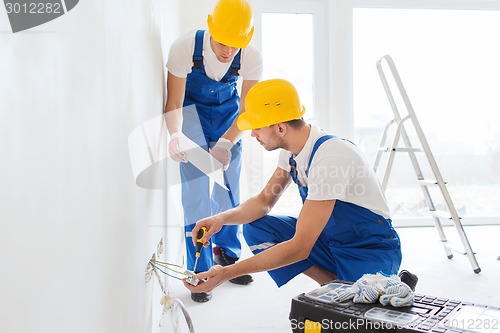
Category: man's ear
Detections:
[{"x1": 276, "y1": 123, "x2": 287, "y2": 136}]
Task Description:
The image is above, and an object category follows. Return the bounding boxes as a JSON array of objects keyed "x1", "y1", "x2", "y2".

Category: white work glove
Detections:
[
  {"x1": 168, "y1": 132, "x2": 187, "y2": 163},
  {"x1": 348, "y1": 272, "x2": 393, "y2": 303},
  {"x1": 379, "y1": 279, "x2": 414, "y2": 307},
  {"x1": 330, "y1": 272, "x2": 414, "y2": 307},
  {"x1": 352, "y1": 274, "x2": 388, "y2": 303},
  {"x1": 328, "y1": 273, "x2": 389, "y2": 303},
  {"x1": 210, "y1": 138, "x2": 233, "y2": 171}
]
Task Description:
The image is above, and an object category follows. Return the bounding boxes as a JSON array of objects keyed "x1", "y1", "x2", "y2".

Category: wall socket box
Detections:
[{"x1": 145, "y1": 237, "x2": 164, "y2": 284}]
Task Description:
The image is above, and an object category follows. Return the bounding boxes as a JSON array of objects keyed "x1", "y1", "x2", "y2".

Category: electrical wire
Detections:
[
  {"x1": 150, "y1": 260, "x2": 185, "y2": 276},
  {"x1": 150, "y1": 259, "x2": 185, "y2": 274},
  {"x1": 149, "y1": 261, "x2": 184, "y2": 281},
  {"x1": 151, "y1": 257, "x2": 185, "y2": 269}
]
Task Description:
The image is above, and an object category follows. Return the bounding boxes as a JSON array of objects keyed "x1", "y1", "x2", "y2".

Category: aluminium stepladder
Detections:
[{"x1": 373, "y1": 55, "x2": 481, "y2": 273}]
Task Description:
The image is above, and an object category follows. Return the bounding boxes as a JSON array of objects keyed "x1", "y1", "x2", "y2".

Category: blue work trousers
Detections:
[
  {"x1": 180, "y1": 139, "x2": 242, "y2": 272},
  {"x1": 243, "y1": 207, "x2": 402, "y2": 287}
]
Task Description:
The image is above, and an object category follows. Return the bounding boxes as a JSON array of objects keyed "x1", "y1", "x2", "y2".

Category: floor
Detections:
[{"x1": 167, "y1": 225, "x2": 500, "y2": 333}]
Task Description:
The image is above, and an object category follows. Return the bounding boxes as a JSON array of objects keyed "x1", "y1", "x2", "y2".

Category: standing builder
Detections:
[{"x1": 164, "y1": 0, "x2": 263, "y2": 302}]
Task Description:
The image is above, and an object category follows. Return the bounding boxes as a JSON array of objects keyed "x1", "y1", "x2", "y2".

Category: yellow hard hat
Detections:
[
  {"x1": 237, "y1": 79, "x2": 306, "y2": 130},
  {"x1": 207, "y1": 0, "x2": 254, "y2": 49}
]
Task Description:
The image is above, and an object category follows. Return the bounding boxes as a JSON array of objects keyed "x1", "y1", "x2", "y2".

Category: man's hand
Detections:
[
  {"x1": 210, "y1": 138, "x2": 233, "y2": 170},
  {"x1": 191, "y1": 216, "x2": 224, "y2": 247},
  {"x1": 168, "y1": 132, "x2": 187, "y2": 163},
  {"x1": 182, "y1": 265, "x2": 226, "y2": 293}
]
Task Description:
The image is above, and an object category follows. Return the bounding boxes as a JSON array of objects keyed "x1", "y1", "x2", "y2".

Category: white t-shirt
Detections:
[
  {"x1": 277, "y1": 125, "x2": 391, "y2": 218},
  {"x1": 167, "y1": 30, "x2": 263, "y2": 82}
]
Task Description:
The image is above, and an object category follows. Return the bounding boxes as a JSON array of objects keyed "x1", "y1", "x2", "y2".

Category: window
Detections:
[
  {"x1": 242, "y1": 0, "x2": 327, "y2": 215},
  {"x1": 353, "y1": 8, "x2": 500, "y2": 224},
  {"x1": 243, "y1": 0, "x2": 500, "y2": 225}
]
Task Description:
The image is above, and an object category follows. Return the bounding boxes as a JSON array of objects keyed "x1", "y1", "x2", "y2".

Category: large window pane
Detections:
[
  {"x1": 262, "y1": 13, "x2": 314, "y2": 121},
  {"x1": 257, "y1": 12, "x2": 314, "y2": 215},
  {"x1": 353, "y1": 9, "x2": 500, "y2": 221}
]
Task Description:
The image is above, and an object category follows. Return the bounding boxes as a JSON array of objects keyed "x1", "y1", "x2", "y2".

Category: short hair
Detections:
[{"x1": 284, "y1": 118, "x2": 306, "y2": 129}]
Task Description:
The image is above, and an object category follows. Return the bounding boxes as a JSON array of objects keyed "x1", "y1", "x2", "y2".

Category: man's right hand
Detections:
[
  {"x1": 168, "y1": 132, "x2": 188, "y2": 163},
  {"x1": 191, "y1": 216, "x2": 223, "y2": 247}
]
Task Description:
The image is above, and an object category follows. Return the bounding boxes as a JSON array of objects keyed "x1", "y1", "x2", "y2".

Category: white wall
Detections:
[
  {"x1": 179, "y1": 0, "x2": 217, "y2": 34},
  {"x1": 0, "y1": 1, "x2": 179, "y2": 332}
]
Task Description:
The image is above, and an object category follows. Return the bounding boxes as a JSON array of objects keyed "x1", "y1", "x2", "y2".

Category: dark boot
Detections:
[
  {"x1": 190, "y1": 291, "x2": 212, "y2": 303},
  {"x1": 399, "y1": 269, "x2": 418, "y2": 291},
  {"x1": 213, "y1": 247, "x2": 254, "y2": 285}
]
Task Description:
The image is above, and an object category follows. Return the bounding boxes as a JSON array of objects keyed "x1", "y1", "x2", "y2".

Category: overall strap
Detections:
[
  {"x1": 306, "y1": 135, "x2": 336, "y2": 176},
  {"x1": 220, "y1": 49, "x2": 242, "y2": 82},
  {"x1": 289, "y1": 155, "x2": 299, "y2": 184},
  {"x1": 192, "y1": 30, "x2": 205, "y2": 70},
  {"x1": 229, "y1": 49, "x2": 241, "y2": 76},
  {"x1": 289, "y1": 135, "x2": 336, "y2": 184}
]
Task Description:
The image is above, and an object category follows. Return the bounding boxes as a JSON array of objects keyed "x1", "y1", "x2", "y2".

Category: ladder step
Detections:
[
  {"x1": 416, "y1": 179, "x2": 447, "y2": 186},
  {"x1": 440, "y1": 241, "x2": 474, "y2": 256},
  {"x1": 429, "y1": 210, "x2": 454, "y2": 220},
  {"x1": 430, "y1": 210, "x2": 463, "y2": 221},
  {"x1": 378, "y1": 147, "x2": 423, "y2": 153}
]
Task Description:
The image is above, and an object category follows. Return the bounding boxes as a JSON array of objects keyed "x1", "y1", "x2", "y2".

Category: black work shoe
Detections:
[
  {"x1": 213, "y1": 247, "x2": 254, "y2": 285},
  {"x1": 191, "y1": 291, "x2": 212, "y2": 303},
  {"x1": 399, "y1": 269, "x2": 419, "y2": 291}
]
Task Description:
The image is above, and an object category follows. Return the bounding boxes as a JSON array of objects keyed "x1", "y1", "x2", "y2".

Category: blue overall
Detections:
[
  {"x1": 243, "y1": 135, "x2": 402, "y2": 287},
  {"x1": 181, "y1": 30, "x2": 242, "y2": 272}
]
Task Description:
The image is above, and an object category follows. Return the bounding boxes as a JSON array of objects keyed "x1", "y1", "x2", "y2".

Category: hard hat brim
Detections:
[{"x1": 236, "y1": 112, "x2": 254, "y2": 130}]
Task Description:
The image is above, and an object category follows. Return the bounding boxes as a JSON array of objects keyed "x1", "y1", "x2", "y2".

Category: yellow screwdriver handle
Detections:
[
  {"x1": 196, "y1": 227, "x2": 207, "y2": 243},
  {"x1": 195, "y1": 227, "x2": 207, "y2": 257}
]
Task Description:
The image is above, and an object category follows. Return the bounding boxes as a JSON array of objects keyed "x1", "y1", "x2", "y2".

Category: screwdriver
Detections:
[{"x1": 192, "y1": 227, "x2": 207, "y2": 273}]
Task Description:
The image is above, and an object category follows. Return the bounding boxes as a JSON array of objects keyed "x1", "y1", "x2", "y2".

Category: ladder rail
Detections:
[
  {"x1": 376, "y1": 57, "x2": 427, "y2": 181},
  {"x1": 373, "y1": 118, "x2": 394, "y2": 173},
  {"x1": 381, "y1": 115, "x2": 412, "y2": 190},
  {"x1": 375, "y1": 55, "x2": 481, "y2": 273}
]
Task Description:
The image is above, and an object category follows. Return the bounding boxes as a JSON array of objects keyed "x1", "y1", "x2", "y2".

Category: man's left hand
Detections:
[
  {"x1": 183, "y1": 265, "x2": 226, "y2": 293},
  {"x1": 210, "y1": 138, "x2": 233, "y2": 171}
]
